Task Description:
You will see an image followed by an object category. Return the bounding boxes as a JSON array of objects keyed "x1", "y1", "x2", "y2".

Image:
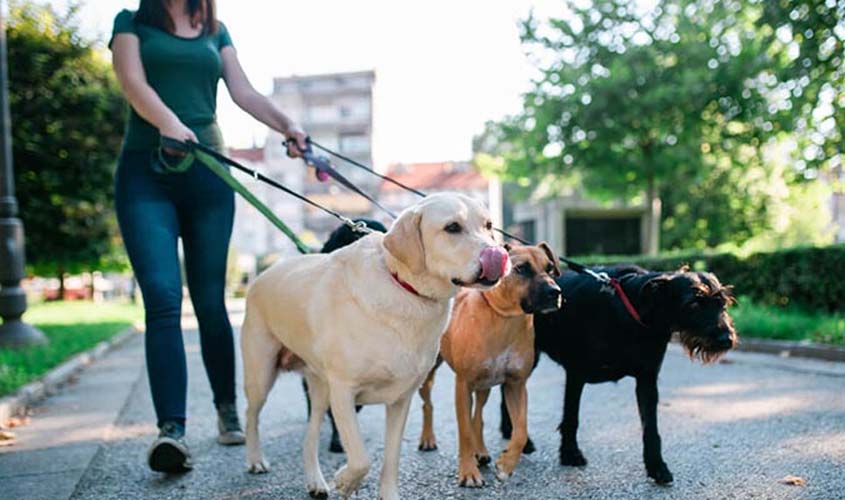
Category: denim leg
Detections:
[
  {"x1": 115, "y1": 151, "x2": 186, "y2": 427},
  {"x1": 179, "y1": 163, "x2": 236, "y2": 409}
]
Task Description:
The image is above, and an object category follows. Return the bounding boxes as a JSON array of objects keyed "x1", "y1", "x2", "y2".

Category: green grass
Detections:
[
  {"x1": 0, "y1": 301, "x2": 143, "y2": 396},
  {"x1": 732, "y1": 299, "x2": 845, "y2": 346}
]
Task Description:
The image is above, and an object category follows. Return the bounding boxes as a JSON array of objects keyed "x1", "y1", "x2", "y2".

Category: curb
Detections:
[
  {"x1": 732, "y1": 337, "x2": 845, "y2": 363},
  {"x1": 672, "y1": 333, "x2": 845, "y2": 363},
  {"x1": 0, "y1": 325, "x2": 141, "y2": 425}
]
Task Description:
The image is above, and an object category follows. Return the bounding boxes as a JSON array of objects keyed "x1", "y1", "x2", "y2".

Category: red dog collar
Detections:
[{"x1": 391, "y1": 272, "x2": 421, "y2": 297}]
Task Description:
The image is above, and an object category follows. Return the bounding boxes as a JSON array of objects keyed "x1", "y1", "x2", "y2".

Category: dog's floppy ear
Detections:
[
  {"x1": 638, "y1": 275, "x2": 671, "y2": 319},
  {"x1": 538, "y1": 242, "x2": 561, "y2": 277},
  {"x1": 383, "y1": 208, "x2": 426, "y2": 273}
]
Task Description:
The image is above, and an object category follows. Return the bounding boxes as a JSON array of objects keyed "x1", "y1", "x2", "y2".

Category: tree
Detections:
[
  {"x1": 481, "y1": 0, "x2": 798, "y2": 250},
  {"x1": 757, "y1": 0, "x2": 844, "y2": 175},
  {"x1": 9, "y1": 1, "x2": 126, "y2": 293}
]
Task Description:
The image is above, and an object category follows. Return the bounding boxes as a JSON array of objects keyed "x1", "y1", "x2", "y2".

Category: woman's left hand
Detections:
[{"x1": 285, "y1": 126, "x2": 308, "y2": 158}]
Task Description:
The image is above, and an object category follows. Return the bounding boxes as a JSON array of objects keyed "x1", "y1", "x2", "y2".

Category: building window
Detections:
[{"x1": 339, "y1": 134, "x2": 369, "y2": 155}]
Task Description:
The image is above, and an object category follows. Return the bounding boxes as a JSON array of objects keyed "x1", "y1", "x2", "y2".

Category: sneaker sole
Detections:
[
  {"x1": 148, "y1": 438, "x2": 193, "y2": 473},
  {"x1": 218, "y1": 432, "x2": 246, "y2": 446}
]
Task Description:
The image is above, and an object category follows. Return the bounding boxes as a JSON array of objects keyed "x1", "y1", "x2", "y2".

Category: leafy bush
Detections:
[{"x1": 580, "y1": 245, "x2": 845, "y2": 314}]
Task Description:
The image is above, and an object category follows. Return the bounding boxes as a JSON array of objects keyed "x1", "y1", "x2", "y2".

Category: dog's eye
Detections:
[
  {"x1": 485, "y1": 221, "x2": 493, "y2": 231},
  {"x1": 516, "y1": 263, "x2": 533, "y2": 276},
  {"x1": 546, "y1": 264, "x2": 554, "y2": 274},
  {"x1": 444, "y1": 222, "x2": 462, "y2": 234}
]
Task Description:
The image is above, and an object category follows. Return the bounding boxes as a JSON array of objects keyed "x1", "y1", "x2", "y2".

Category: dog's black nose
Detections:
[{"x1": 544, "y1": 287, "x2": 562, "y2": 301}]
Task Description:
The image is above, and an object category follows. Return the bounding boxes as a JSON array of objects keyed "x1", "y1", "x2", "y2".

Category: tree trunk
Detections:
[
  {"x1": 57, "y1": 266, "x2": 65, "y2": 301},
  {"x1": 645, "y1": 172, "x2": 661, "y2": 256}
]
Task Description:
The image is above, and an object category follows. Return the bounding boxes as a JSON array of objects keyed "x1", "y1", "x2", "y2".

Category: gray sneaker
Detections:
[
  {"x1": 217, "y1": 403, "x2": 245, "y2": 445},
  {"x1": 147, "y1": 422, "x2": 193, "y2": 473}
]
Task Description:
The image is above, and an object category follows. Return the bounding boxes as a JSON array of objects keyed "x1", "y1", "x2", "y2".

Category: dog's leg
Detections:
[
  {"x1": 418, "y1": 367, "x2": 438, "y2": 451},
  {"x1": 329, "y1": 385, "x2": 370, "y2": 497},
  {"x1": 327, "y1": 409, "x2": 343, "y2": 454},
  {"x1": 379, "y1": 394, "x2": 413, "y2": 500},
  {"x1": 500, "y1": 351, "x2": 538, "y2": 454},
  {"x1": 242, "y1": 314, "x2": 280, "y2": 474},
  {"x1": 496, "y1": 380, "x2": 527, "y2": 481},
  {"x1": 559, "y1": 373, "x2": 588, "y2": 466},
  {"x1": 472, "y1": 388, "x2": 491, "y2": 466},
  {"x1": 636, "y1": 372, "x2": 673, "y2": 484},
  {"x1": 456, "y1": 377, "x2": 484, "y2": 487},
  {"x1": 302, "y1": 371, "x2": 330, "y2": 498}
]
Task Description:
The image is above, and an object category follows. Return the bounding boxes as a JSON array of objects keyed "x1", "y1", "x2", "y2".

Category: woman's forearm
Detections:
[
  {"x1": 120, "y1": 79, "x2": 181, "y2": 131},
  {"x1": 236, "y1": 91, "x2": 300, "y2": 136}
]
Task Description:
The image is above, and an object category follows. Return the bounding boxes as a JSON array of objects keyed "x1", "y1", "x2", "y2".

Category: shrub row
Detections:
[{"x1": 581, "y1": 245, "x2": 845, "y2": 313}]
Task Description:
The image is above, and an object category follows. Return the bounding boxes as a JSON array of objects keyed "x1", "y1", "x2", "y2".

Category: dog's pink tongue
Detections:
[{"x1": 479, "y1": 246, "x2": 509, "y2": 282}]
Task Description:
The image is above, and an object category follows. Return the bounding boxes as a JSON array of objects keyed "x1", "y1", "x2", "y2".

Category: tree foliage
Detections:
[
  {"x1": 757, "y1": 0, "x2": 845, "y2": 175},
  {"x1": 480, "y1": 0, "x2": 831, "y2": 250},
  {"x1": 9, "y1": 1, "x2": 126, "y2": 277}
]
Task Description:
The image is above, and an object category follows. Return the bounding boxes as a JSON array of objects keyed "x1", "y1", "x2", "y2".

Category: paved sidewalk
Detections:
[{"x1": 2, "y1": 305, "x2": 844, "y2": 499}]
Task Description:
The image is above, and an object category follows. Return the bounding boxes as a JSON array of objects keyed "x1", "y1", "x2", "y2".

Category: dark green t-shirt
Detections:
[{"x1": 109, "y1": 9, "x2": 233, "y2": 151}]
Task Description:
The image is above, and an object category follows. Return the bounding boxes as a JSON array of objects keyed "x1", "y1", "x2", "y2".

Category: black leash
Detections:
[
  {"x1": 299, "y1": 139, "x2": 609, "y2": 283},
  {"x1": 308, "y1": 139, "x2": 427, "y2": 197},
  {"x1": 161, "y1": 137, "x2": 375, "y2": 238},
  {"x1": 285, "y1": 139, "x2": 398, "y2": 218}
]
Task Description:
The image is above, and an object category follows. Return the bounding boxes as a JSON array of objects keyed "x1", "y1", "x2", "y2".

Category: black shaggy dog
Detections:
[
  {"x1": 301, "y1": 218, "x2": 388, "y2": 453},
  {"x1": 500, "y1": 265, "x2": 738, "y2": 484}
]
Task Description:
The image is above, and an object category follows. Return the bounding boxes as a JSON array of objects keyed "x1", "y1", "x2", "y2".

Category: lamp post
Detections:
[{"x1": 0, "y1": 1, "x2": 46, "y2": 347}]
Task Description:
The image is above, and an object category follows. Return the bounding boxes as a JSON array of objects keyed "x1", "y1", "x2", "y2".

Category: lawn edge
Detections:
[
  {"x1": 0, "y1": 323, "x2": 141, "y2": 425},
  {"x1": 673, "y1": 333, "x2": 845, "y2": 362}
]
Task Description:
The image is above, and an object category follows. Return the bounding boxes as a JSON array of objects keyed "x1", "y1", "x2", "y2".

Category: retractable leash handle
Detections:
[{"x1": 284, "y1": 137, "x2": 331, "y2": 182}]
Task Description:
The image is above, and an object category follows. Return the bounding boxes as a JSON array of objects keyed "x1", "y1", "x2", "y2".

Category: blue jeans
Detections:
[{"x1": 115, "y1": 149, "x2": 235, "y2": 428}]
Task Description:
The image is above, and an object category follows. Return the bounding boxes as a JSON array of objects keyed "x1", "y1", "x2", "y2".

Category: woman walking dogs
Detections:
[{"x1": 109, "y1": 0, "x2": 307, "y2": 473}]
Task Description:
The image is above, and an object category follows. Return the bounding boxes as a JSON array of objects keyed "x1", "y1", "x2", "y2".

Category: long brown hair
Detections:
[{"x1": 135, "y1": 0, "x2": 218, "y2": 35}]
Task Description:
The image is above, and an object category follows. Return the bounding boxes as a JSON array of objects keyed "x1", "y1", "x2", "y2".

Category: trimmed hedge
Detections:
[{"x1": 580, "y1": 245, "x2": 845, "y2": 314}]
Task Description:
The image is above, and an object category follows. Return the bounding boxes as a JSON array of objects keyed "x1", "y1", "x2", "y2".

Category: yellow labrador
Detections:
[{"x1": 241, "y1": 193, "x2": 510, "y2": 500}]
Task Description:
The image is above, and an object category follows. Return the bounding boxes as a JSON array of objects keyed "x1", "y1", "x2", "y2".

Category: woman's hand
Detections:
[
  {"x1": 159, "y1": 119, "x2": 198, "y2": 155},
  {"x1": 284, "y1": 126, "x2": 308, "y2": 158}
]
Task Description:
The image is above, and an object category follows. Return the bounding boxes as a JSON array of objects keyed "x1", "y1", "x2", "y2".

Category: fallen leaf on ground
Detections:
[
  {"x1": 0, "y1": 430, "x2": 16, "y2": 446},
  {"x1": 4, "y1": 416, "x2": 30, "y2": 429},
  {"x1": 779, "y1": 475, "x2": 806, "y2": 486}
]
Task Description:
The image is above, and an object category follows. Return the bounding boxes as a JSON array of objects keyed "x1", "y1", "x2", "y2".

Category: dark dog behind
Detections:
[
  {"x1": 301, "y1": 218, "x2": 387, "y2": 453},
  {"x1": 500, "y1": 265, "x2": 738, "y2": 484}
]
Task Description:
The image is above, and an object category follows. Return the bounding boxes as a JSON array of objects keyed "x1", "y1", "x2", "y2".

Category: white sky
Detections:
[{"x1": 55, "y1": 0, "x2": 562, "y2": 166}]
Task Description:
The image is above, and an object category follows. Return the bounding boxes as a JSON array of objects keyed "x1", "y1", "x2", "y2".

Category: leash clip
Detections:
[
  {"x1": 585, "y1": 268, "x2": 611, "y2": 284},
  {"x1": 342, "y1": 218, "x2": 373, "y2": 235}
]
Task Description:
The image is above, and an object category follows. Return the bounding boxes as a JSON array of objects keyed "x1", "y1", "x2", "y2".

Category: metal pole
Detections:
[{"x1": 0, "y1": 0, "x2": 46, "y2": 347}]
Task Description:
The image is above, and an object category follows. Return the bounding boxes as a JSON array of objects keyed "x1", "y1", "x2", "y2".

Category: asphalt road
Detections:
[{"x1": 69, "y1": 319, "x2": 845, "y2": 500}]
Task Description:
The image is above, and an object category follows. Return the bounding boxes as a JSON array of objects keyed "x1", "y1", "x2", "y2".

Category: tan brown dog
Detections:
[{"x1": 417, "y1": 243, "x2": 562, "y2": 487}]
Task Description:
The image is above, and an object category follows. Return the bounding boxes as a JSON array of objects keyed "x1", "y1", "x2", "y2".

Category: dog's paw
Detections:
[
  {"x1": 495, "y1": 454, "x2": 517, "y2": 481},
  {"x1": 458, "y1": 463, "x2": 485, "y2": 488},
  {"x1": 378, "y1": 485, "x2": 400, "y2": 500},
  {"x1": 307, "y1": 485, "x2": 329, "y2": 499},
  {"x1": 522, "y1": 437, "x2": 536, "y2": 455},
  {"x1": 334, "y1": 463, "x2": 367, "y2": 497},
  {"x1": 418, "y1": 433, "x2": 438, "y2": 452},
  {"x1": 247, "y1": 458, "x2": 270, "y2": 474},
  {"x1": 647, "y1": 462, "x2": 674, "y2": 485},
  {"x1": 476, "y1": 453, "x2": 491, "y2": 467},
  {"x1": 307, "y1": 482, "x2": 329, "y2": 499},
  {"x1": 559, "y1": 447, "x2": 588, "y2": 467}
]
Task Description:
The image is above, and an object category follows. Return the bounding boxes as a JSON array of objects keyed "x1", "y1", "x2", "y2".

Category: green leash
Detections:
[{"x1": 156, "y1": 141, "x2": 313, "y2": 254}]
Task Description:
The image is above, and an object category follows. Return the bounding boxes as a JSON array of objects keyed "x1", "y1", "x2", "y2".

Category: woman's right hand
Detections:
[{"x1": 159, "y1": 119, "x2": 198, "y2": 155}]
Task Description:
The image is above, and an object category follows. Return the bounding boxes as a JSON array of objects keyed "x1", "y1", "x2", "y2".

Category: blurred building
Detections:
[
  {"x1": 507, "y1": 184, "x2": 658, "y2": 257},
  {"x1": 267, "y1": 70, "x2": 377, "y2": 241},
  {"x1": 228, "y1": 146, "x2": 306, "y2": 267},
  {"x1": 830, "y1": 164, "x2": 845, "y2": 243},
  {"x1": 379, "y1": 161, "x2": 502, "y2": 231}
]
